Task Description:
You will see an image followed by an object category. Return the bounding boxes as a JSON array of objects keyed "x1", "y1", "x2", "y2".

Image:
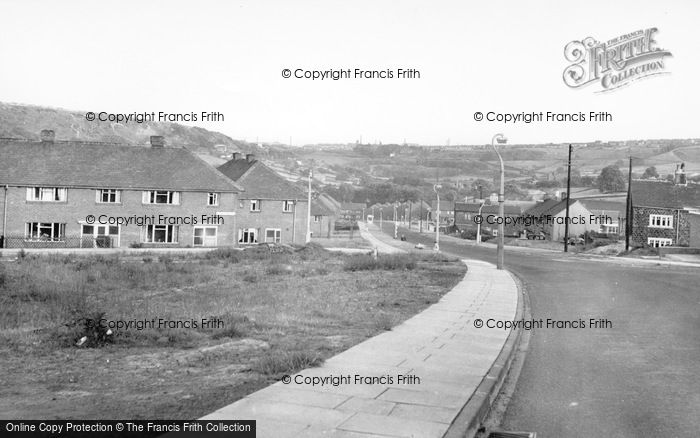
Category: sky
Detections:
[{"x1": 0, "y1": 0, "x2": 698, "y2": 146}]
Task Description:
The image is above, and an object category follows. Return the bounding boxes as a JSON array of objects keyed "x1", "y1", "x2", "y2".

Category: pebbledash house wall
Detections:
[
  {"x1": 0, "y1": 186, "x2": 238, "y2": 248},
  {"x1": 234, "y1": 198, "x2": 308, "y2": 245},
  {"x1": 632, "y1": 206, "x2": 690, "y2": 247}
]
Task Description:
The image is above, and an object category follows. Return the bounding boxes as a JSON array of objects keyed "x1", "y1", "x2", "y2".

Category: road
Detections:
[{"x1": 377, "y1": 223, "x2": 700, "y2": 438}]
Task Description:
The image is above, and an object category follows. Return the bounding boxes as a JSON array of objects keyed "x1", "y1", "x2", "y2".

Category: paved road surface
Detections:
[{"x1": 378, "y1": 224, "x2": 700, "y2": 438}]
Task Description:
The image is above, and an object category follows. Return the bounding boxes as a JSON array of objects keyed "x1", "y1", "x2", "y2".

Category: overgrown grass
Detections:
[
  {"x1": 344, "y1": 253, "x2": 417, "y2": 271},
  {"x1": 0, "y1": 244, "x2": 467, "y2": 419},
  {"x1": 252, "y1": 351, "x2": 323, "y2": 375}
]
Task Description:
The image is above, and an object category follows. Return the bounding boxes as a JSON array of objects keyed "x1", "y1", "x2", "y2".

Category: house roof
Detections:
[
  {"x1": 340, "y1": 202, "x2": 367, "y2": 211},
  {"x1": 631, "y1": 179, "x2": 700, "y2": 209},
  {"x1": 319, "y1": 193, "x2": 341, "y2": 210},
  {"x1": 431, "y1": 200, "x2": 455, "y2": 211},
  {"x1": 578, "y1": 199, "x2": 626, "y2": 216},
  {"x1": 454, "y1": 202, "x2": 522, "y2": 215},
  {"x1": 524, "y1": 198, "x2": 583, "y2": 217},
  {"x1": 311, "y1": 193, "x2": 341, "y2": 216},
  {"x1": 217, "y1": 158, "x2": 307, "y2": 200},
  {"x1": 0, "y1": 139, "x2": 242, "y2": 192}
]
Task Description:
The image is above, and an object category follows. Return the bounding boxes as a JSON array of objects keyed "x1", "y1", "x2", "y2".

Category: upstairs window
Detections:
[
  {"x1": 142, "y1": 190, "x2": 180, "y2": 205},
  {"x1": 207, "y1": 193, "x2": 219, "y2": 206},
  {"x1": 649, "y1": 214, "x2": 673, "y2": 229},
  {"x1": 27, "y1": 187, "x2": 67, "y2": 202},
  {"x1": 282, "y1": 200, "x2": 294, "y2": 212},
  {"x1": 250, "y1": 200, "x2": 261, "y2": 212},
  {"x1": 96, "y1": 189, "x2": 121, "y2": 203}
]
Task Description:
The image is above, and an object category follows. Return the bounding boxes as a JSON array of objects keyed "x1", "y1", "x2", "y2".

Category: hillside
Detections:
[{"x1": 0, "y1": 102, "x2": 264, "y2": 158}]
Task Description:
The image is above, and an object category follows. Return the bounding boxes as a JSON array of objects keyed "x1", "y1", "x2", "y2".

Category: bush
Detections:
[
  {"x1": 204, "y1": 248, "x2": 241, "y2": 262},
  {"x1": 128, "y1": 242, "x2": 143, "y2": 249},
  {"x1": 266, "y1": 264, "x2": 292, "y2": 275},
  {"x1": 344, "y1": 254, "x2": 416, "y2": 271}
]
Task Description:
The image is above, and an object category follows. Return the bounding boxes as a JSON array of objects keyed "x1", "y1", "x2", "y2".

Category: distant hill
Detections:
[{"x1": 0, "y1": 102, "x2": 264, "y2": 158}]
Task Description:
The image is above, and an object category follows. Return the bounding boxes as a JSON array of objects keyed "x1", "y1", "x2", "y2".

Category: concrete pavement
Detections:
[{"x1": 202, "y1": 230, "x2": 520, "y2": 437}]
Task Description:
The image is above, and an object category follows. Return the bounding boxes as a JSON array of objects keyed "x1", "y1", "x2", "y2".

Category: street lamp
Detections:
[
  {"x1": 433, "y1": 184, "x2": 442, "y2": 251},
  {"x1": 491, "y1": 134, "x2": 507, "y2": 269},
  {"x1": 476, "y1": 201, "x2": 485, "y2": 244},
  {"x1": 305, "y1": 168, "x2": 312, "y2": 243},
  {"x1": 393, "y1": 202, "x2": 399, "y2": 239}
]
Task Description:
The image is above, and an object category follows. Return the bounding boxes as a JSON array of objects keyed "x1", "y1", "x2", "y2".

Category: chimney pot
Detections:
[
  {"x1": 246, "y1": 153, "x2": 256, "y2": 163},
  {"x1": 40, "y1": 130, "x2": 55, "y2": 143},
  {"x1": 149, "y1": 136, "x2": 165, "y2": 147},
  {"x1": 232, "y1": 152, "x2": 241, "y2": 161}
]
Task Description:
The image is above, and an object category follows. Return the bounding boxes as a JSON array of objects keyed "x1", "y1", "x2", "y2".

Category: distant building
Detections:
[
  {"x1": 578, "y1": 199, "x2": 626, "y2": 236},
  {"x1": 0, "y1": 132, "x2": 241, "y2": 248},
  {"x1": 217, "y1": 153, "x2": 308, "y2": 245},
  {"x1": 522, "y1": 198, "x2": 594, "y2": 241},
  {"x1": 454, "y1": 202, "x2": 523, "y2": 237},
  {"x1": 631, "y1": 164, "x2": 700, "y2": 247},
  {"x1": 339, "y1": 202, "x2": 366, "y2": 221},
  {"x1": 430, "y1": 200, "x2": 455, "y2": 224}
]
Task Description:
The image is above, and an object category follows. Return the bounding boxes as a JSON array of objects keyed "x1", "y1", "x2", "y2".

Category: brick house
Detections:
[
  {"x1": 217, "y1": 153, "x2": 308, "y2": 245},
  {"x1": 0, "y1": 132, "x2": 242, "y2": 248},
  {"x1": 631, "y1": 165, "x2": 700, "y2": 248},
  {"x1": 311, "y1": 193, "x2": 341, "y2": 238}
]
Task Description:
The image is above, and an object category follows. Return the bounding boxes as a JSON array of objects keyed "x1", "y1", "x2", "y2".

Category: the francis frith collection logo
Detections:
[{"x1": 563, "y1": 28, "x2": 672, "y2": 92}]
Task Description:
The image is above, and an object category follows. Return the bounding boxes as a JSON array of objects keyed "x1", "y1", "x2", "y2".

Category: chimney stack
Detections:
[
  {"x1": 674, "y1": 162, "x2": 687, "y2": 185},
  {"x1": 232, "y1": 152, "x2": 241, "y2": 161},
  {"x1": 149, "y1": 136, "x2": 165, "y2": 148},
  {"x1": 246, "y1": 153, "x2": 256, "y2": 163},
  {"x1": 40, "y1": 130, "x2": 55, "y2": 143}
]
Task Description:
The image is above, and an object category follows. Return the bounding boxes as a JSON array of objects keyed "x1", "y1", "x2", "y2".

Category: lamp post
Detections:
[
  {"x1": 393, "y1": 202, "x2": 398, "y2": 239},
  {"x1": 476, "y1": 201, "x2": 485, "y2": 244},
  {"x1": 305, "y1": 168, "x2": 312, "y2": 243},
  {"x1": 433, "y1": 184, "x2": 442, "y2": 251},
  {"x1": 491, "y1": 134, "x2": 507, "y2": 269}
]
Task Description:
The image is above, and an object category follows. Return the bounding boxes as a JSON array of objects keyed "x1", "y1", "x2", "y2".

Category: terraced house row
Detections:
[{"x1": 0, "y1": 131, "x2": 309, "y2": 248}]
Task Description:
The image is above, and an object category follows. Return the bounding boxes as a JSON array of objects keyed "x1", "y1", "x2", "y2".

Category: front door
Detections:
[{"x1": 81, "y1": 224, "x2": 120, "y2": 248}]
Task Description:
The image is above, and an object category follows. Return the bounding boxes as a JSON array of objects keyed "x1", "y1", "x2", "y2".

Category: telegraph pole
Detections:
[
  {"x1": 564, "y1": 144, "x2": 572, "y2": 252},
  {"x1": 305, "y1": 168, "x2": 312, "y2": 243},
  {"x1": 625, "y1": 156, "x2": 633, "y2": 251}
]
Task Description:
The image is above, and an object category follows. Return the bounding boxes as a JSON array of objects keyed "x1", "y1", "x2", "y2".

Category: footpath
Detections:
[{"x1": 201, "y1": 226, "x2": 521, "y2": 438}]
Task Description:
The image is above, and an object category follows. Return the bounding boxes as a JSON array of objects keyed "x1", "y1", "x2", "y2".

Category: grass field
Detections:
[{"x1": 0, "y1": 244, "x2": 466, "y2": 419}]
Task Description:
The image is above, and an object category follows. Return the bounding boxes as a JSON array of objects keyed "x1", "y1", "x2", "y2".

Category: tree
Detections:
[
  {"x1": 597, "y1": 165, "x2": 626, "y2": 193},
  {"x1": 641, "y1": 166, "x2": 659, "y2": 179}
]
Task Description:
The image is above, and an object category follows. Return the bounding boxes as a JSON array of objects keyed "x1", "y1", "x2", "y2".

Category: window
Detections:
[
  {"x1": 142, "y1": 190, "x2": 180, "y2": 205},
  {"x1": 282, "y1": 200, "x2": 294, "y2": 212},
  {"x1": 26, "y1": 187, "x2": 67, "y2": 202},
  {"x1": 265, "y1": 228, "x2": 281, "y2": 243},
  {"x1": 250, "y1": 200, "x2": 261, "y2": 212},
  {"x1": 649, "y1": 214, "x2": 673, "y2": 228},
  {"x1": 25, "y1": 222, "x2": 66, "y2": 241},
  {"x1": 207, "y1": 193, "x2": 219, "y2": 206},
  {"x1": 648, "y1": 237, "x2": 672, "y2": 247},
  {"x1": 193, "y1": 227, "x2": 217, "y2": 246},
  {"x1": 141, "y1": 225, "x2": 179, "y2": 243},
  {"x1": 314, "y1": 215, "x2": 321, "y2": 223},
  {"x1": 96, "y1": 189, "x2": 121, "y2": 203},
  {"x1": 238, "y1": 228, "x2": 258, "y2": 244}
]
